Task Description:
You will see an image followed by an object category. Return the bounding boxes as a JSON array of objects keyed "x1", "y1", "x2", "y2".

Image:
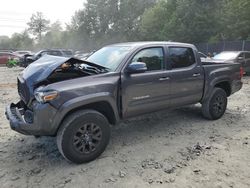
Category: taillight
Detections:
[{"x1": 240, "y1": 66, "x2": 244, "y2": 79}]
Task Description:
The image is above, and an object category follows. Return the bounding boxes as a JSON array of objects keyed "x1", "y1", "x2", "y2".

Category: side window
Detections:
[
  {"x1": 40, "y1": 52, "x2": 48, "y2": 57},
  {"x1": 245, "y1": 53, "x2": 250, "y2": 63},
  {"x1": 63, "y1": 50, "x2": 73, "y2": 56},
  {"x1": 169, "y1": 47, "x2": 195, "y2": 69},
  {"x1": 47, "y1": 51, "x2": 60, "y2": 56},
  {"x1": 238, "y1": 53, "x2": 245, "y2": 59},
  {"x1": 244, "y1": 53, "x2": 250, "y2": 59},
  {"x1": 131, "y1": 48, "x2": 164, "y2": 71}
]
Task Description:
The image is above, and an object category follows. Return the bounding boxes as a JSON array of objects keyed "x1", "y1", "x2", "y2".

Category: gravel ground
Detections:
[{"x1": 0, "y1": 67, "x2": 250, "y2": 188}]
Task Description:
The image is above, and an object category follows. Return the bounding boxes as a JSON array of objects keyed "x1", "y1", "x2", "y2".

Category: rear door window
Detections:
[{"x1": 169, "y1": 47, "x2": 196, "y2": 69}]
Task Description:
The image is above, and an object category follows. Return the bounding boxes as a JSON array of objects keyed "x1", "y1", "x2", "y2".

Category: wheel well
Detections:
[
  {"x1": 61, "y1": 101, "x2": 117, "y2": 126},
  {"x1": 215, "y1": 82, "x2": 231, "y2": 96}
]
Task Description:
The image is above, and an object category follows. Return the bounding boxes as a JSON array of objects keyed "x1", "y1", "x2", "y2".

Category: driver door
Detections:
[{"x1": 121, "y1": 47, "x2": 171, "y2": 118}]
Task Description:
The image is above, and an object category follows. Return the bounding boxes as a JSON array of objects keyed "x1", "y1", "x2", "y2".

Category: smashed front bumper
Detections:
[
  {"x1": 5, "y1": 103, "x2": 29, "y2": 135},
  {"x1": 5, "y1": 101, "x2": 58, "y2": 136}
]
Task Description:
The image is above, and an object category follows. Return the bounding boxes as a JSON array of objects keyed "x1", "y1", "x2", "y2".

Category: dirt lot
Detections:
[{"x1": 0, "y1": 67, "x2": 250, "y2": 188}]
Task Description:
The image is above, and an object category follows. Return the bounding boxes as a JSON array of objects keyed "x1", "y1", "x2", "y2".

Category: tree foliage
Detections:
[
  {"x1": 140, "y1": 0, "x2": 221, "y2": 43},
  {"x1": 27, "y1": 12, "x2": 50, "y2": 41},
  {"x1": 222, "y1": 0, "x2": 250, "y2": 40},
  {"x1": 73, "y1": 0, "x2": 156, "y2": 49},
  {"x1": 0, "y1": 30, "x2": 34, "y2": 50},
  {"x1": 1, "y1": 0, "x2": 250, "y2": 51}
]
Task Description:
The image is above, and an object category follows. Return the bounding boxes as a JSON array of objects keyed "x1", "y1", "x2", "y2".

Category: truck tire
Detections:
[
  {"x1": 57, "y1": 110, "x2": 111, "y2": 164},
  {"x1": 202, "y1": 88, "x2": 227, "y2": 120}
]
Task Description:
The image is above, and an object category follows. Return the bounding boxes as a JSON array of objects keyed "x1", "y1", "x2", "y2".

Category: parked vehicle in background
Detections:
[
  {"x1": 0, "y1": 50, "x2": 14, "y2": 53},
  {"x1": 20, "y1": 49, "x2": 73, "y2": 67},
  {"x1": 0, "y1": 52, "x2": 20, "y2": 66},
  {"x1": 14, "y1": 51, "x2": 33, "y2": 56},
  {"x1": 61, "y1": 49, "x2": 74, "y2": 57},
  {"x1": 209, "y1": 51, "x2": 250, "y2": 74},
  {"x1": 198, "y1": 52, "x2": 207, "y2": 58},
  {"x1": 198, "y1": 51, "x2": 209, "y2": 61},
  {"x1": 74, "y1": 52, "x2": 92, "y2": 60},
  {"x1": 5, "y1": 42, "x2": 243, "y2": 164},
  {"x1": 74, "y1": 50, "x2": 85, "y2": 56}
]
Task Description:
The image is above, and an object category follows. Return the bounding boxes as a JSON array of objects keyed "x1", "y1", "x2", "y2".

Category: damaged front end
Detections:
[
  {"x1": 5, "y1": 55, "x2": 109, "y2": 136},
  {"x1": 19, "y1": 55, "x2": 108, "y2": 106}
]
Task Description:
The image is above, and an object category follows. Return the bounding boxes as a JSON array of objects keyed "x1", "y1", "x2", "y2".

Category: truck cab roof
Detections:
[{"x1": 109, "y1": 41, "x2": 196, "y2": 49}]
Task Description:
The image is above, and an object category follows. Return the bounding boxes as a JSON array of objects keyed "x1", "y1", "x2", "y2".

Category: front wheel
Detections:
[
  {"x1": 202, "y1": 88, "x2": 228, "y2": 120},
  {"x1": 57, "y1": 110, "x2": 111, "y2": 164}
]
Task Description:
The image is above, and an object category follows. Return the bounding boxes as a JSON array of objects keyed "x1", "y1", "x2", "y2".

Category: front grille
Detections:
[
  {"x1": 10, "y1": 106, "x2": 22, "y2": 122},
  {"x1": 17, "y1": 77, "x2": 30, "y2": 104},
  {"x1": 17, "y1": 78, "x2": 21, "y2": 94}
]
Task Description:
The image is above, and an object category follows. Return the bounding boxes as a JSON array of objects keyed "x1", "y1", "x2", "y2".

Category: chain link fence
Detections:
[{"x1": 196, "y1": 40, "x2": 250, "y2": 55}]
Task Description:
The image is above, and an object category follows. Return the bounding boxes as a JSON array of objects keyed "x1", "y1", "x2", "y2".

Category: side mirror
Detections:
[{"x1": 126, "y1": 62, "x2": 147, "y2": 74}]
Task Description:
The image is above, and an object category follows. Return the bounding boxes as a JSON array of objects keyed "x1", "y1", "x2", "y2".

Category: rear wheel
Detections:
[
  {"x1": 57, "y1": 110, "x2": 111, "y2": 164},
  {"x1": 202, "y1": 88, "x2": 227, "y2": 120}
]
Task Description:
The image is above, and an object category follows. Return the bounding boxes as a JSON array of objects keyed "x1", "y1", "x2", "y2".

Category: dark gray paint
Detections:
[{"x1": 5, "y1": 42, "x2": 243, "y2": 136}]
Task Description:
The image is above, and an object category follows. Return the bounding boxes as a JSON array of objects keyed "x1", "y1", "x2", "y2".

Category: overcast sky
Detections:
[{"x1": 0, "y1": 0, "x2": 85, "y2": 37}]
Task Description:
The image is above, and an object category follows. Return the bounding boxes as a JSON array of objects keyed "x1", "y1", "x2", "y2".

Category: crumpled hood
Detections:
[
  {"x1": 21, "y1": 55, "x2": 107, "y2": 86},
  {"x1": 18, "y1": 55, "x2": 107, "y2": 105},
  {"x1": 22, "y1": 55, "x2": 70, "y2": 85}
]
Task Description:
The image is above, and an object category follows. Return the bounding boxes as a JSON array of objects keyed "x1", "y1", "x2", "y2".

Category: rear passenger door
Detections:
[{"x1": 167, "y1": 47, "x2": 204, "y2": 107}]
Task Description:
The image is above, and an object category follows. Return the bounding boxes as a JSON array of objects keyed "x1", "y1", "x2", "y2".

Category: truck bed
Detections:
[{"x1": 201, "y1": 60, "x2": 242, "y2": 101}]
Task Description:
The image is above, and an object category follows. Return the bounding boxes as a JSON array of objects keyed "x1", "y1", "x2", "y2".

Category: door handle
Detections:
[
  {"x1": 159, "y1": 77, "x2": 170, "y2": 81},
  {"x1": 192, "y1": 73, "x2": 201, "y2": 77}
]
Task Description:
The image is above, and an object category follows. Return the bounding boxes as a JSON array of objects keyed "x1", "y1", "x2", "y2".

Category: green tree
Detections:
[
  {"x1": 69, "y1": 0, "x2": 156, "y2": 50},
  {"x1": 0, "y1": 36, "x2": 11, "y2": 49},
  {"x1": 38, "y1": 21, "x2": 64, "y2": 49},
  {"x1": 27, "y1": 12, "x2": 50, "y2": 41},
  {"x1": 140, "y1": 0, "x2": 177, "y2": 40},
  {"x1": 222, "y1": 0, "x2": 250, "y2": 40},
  {"x1": 10, "y1": 30, "x2": 34, "y2": 49},
  {"x1": 140, "y1": 0, "x2": 221, "y2": 43}
]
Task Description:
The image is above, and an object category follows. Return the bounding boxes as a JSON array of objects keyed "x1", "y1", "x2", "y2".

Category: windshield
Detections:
[
  {"x1": 213, "y1": 52, "x2": 238, "y2": 60},
  {"x1": 86, "y1": 46, "x2": 133, "y2": 71}
]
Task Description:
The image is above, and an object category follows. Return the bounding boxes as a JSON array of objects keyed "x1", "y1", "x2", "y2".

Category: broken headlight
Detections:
[{"x1": 34, "y1": 90, "x2": 58, "y2": 103}]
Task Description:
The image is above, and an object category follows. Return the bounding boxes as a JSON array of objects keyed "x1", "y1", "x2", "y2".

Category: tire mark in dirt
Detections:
[{"x1": 0, "y1": 83, "x2": 16, "y2": 88}]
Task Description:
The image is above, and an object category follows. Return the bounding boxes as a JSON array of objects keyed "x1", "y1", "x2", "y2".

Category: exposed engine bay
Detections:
[{"x1": 32, "y1": 57, "x2": 109, "y2": 86}]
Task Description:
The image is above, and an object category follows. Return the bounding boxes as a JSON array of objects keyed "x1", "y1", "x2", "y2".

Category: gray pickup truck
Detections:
[{"x1": 5, "y1": 42, "x2": 243, "y2": 163}]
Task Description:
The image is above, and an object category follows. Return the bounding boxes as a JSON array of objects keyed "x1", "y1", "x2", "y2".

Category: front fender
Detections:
[{"x1": 51, "y1": 92, "x2": 119, "y2": 135}]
